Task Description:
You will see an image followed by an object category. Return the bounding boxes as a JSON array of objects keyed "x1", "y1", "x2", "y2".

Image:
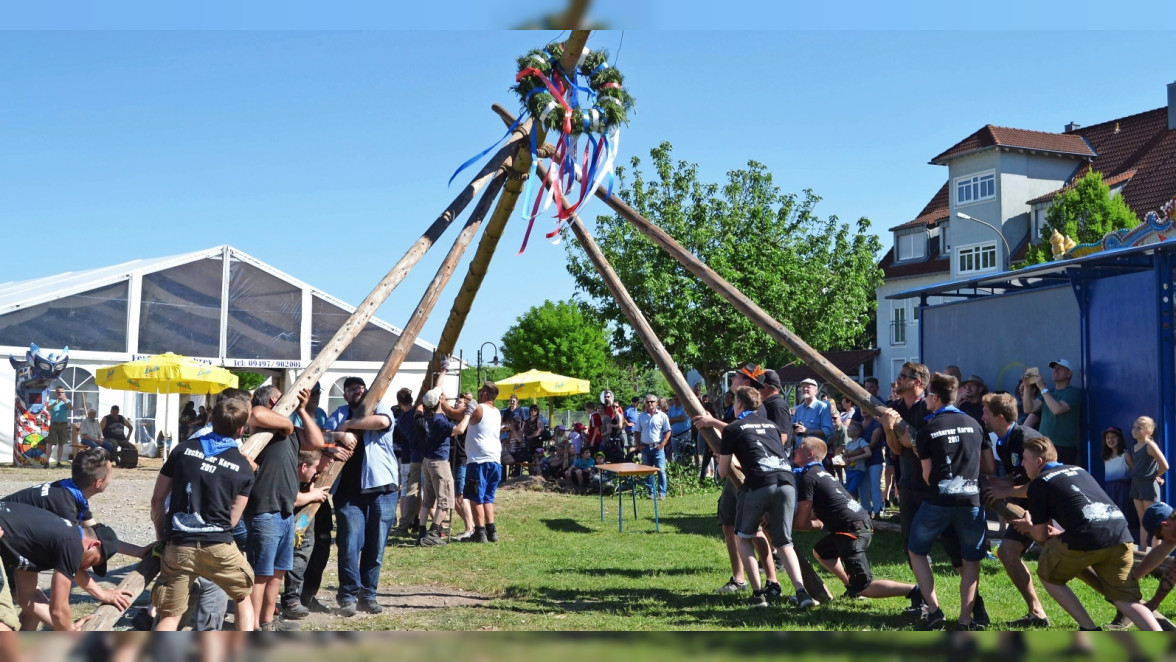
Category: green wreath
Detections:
[{"x1": 512, "y1": 43, "x2": 635, "y2": 135}]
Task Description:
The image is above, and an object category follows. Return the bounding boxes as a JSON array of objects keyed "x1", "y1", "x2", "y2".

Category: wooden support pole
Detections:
[
  {"x1": 291, "y1": 171, "x2": 509, "y2": 535},
  {"x1": 84, "y1": 125, "x2": 526, "y2": 634}
]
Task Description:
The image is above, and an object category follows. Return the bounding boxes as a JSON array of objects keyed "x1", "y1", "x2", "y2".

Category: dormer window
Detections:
[
  {"x1": 895, "y1": 230, "x2": 926, "y2": 261},
  {"x1": 955, "y1": 170, "x2": 996, "y2": 206}
]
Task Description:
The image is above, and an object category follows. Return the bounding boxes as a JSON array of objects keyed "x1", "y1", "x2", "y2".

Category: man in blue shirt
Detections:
[
  {"x1": 323, "y1": 377, "x2": 399, "y2": 618},
  {"x1": 416, "y1": 387, "x2": 455, "y2": 548},
  {"x1": 44, "y1": 386, "x2": 72, "y2": 469},
  {"x1": 634, "y1": 394, "x2": 672, "y2": 499},
  {"x1": 791, "y1": 378, "x2": 834, "y2": 446},
  {"x1": 624, "y1": 397, "x2": 640, "y2": 450}
]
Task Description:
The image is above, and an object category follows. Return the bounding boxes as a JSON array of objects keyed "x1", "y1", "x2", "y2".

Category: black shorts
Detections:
[{"x1": 814, "y1": 524, "x2": 874, "y2": 596}]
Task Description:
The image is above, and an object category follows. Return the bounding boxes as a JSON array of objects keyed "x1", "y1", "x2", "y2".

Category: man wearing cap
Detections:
[
  {"x1": 958, "y1": 375, "x2": 986, "y2": 425},
  {"x1": 633, "y1": 393, "x2": 672, "y2": 499},
  {"x1": 3, "y1": 448, "x2": 141, "y2": 614},
  {"x1": 759, "y1": 370, "x2": 793, "y2": 453},
  {"x1": 1127, "y1": 502, "x2": 1176, "y2": 629},
  {"x1": 323, "y1": 377, "x2": 400, "y2": 617},
  {"x1": 791, "y1": 378, "x2": 834, "y2": 446},
  {"x1": 415, "y1": 387, "x2": 455, "y2": 547},
  {"x1": 1024, "y1": 359, "x2": 1082, "y2": 465},
  {"x1": 1014, "y1": 436, "x2": 1159, "y2": 631},
  {"x1": 0, "y1": 501, "x2": 120, "y2": 630}
]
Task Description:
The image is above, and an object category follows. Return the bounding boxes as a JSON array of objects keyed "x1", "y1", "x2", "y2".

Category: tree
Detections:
[
  {"x1": 564, "y1": 142, "x2": 883, "y2": 395},
  {"x1": 1024, "y1": 170, "x2": 1138, "y2": 264},
  {"x1": 231, "y1": 371, "x2": 267, "y2": 391},
  {"x1": 499, "y1": 299, "x2": 625, "y2": 409}
]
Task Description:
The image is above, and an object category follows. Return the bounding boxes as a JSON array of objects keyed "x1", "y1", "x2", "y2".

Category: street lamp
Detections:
[
  {"x1": 477, "y1": 341, "x2": 500, "y2": 385},
  {"x1": 955, "y1": 211, "x2": 1012, "y2": 268}
]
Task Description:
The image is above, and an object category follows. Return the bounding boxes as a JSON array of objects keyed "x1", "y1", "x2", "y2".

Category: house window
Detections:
[
  {"x1": 891, "y1": 305, "x2": 906, "y2": 345},
  {"x1": 955, "y1": 170, "x2": 996, "y2": 206},
  {"x1": 958, "y1": 241, "x2": 998, "y2": 274},
  {"x1": 895, "y1": 231, "x2": 926, "y2": 261}
]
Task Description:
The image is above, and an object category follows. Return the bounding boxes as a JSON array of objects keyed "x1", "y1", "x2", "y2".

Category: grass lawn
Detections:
[{"x1": 350, "y1": 481, "x2": 1172, "y2": 637}]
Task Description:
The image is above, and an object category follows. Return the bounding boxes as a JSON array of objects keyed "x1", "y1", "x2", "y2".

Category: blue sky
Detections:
[{"x1": 3, "y1": 30, "x2": 1174, "y2": 367}]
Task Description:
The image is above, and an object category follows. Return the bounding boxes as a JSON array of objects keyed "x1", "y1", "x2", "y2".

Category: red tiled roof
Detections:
[
  {"x1": 1026, "y1": 169, "x2": 1137, "y2": 205},
  {"x1": 888, "y1": 182, "x2": 950, "y2": 231},
  {"x1": 879, "y1": 238, "x2": 950, "y2": 279},
  {"x1": 776, "y1": 349, "x2": 880, "y2": 384},
  {"x1": 930, "y1": 125, "x2": 1096, "y2": 164},
  {"x1": 1071, "y1": 108, "x2": 1176, "y2": 220}
]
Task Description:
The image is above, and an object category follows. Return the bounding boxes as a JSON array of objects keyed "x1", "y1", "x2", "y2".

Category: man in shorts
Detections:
[
  {"x1": 150, "y1": 397, "x2": 256, "y2": 631},
  {"x1": 718, "y1": 386, "x2": 813, "y2": 609},
  {"x1": 446, "y1": 381, "x2": 503, "y2": 543},
  {"x1": 1016, "y1": 436, "x2": 1160, "y2": 631},
  {"x1": 792, "y1": 437, "x2": 922, "y2": 607},
  {"x1": 43, "y1": 386, "x2": 72, "y2": 468}
]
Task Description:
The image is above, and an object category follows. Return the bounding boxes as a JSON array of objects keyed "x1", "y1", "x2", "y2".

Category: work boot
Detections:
[
  {"x1": 486, "y1": 522, "x2": 499, "y2": 543},
  {"x1": 419, "y1": 525, "x2": 448, "y2": 547}
]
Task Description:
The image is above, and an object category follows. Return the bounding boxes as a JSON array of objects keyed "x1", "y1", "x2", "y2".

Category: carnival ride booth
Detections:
[
  {"x1": 889, "y1": 232, "x2": 1176, "y2": 502},
  {"x1": 0, "y1": 245, "x2": 455, "y2": 466}
]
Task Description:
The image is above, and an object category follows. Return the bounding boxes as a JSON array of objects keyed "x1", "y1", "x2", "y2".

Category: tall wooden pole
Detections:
[
  {"x1": 82, "y1": 126, "x2": 526, "y2": 635},
  {"x1": 287, "y1": 172, "x2": 510, "y2": 534}
]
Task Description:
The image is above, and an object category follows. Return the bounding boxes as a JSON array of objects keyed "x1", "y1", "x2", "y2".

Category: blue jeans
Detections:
[
  {"x1": 640, "y1": 446, "x2": 667, "y2": 498},
  {"x1": 908, "y1": 502, "x2": 987, "y2": 562},
  {"x1": 845, "y1": 469, "x2": 865, "y2": 499},
  {"x1": 334, "y1": 489, "x2": 399, "y2": 605},
  {"x1": 864, "y1": 463, "x2": 883, "y2": 514}
]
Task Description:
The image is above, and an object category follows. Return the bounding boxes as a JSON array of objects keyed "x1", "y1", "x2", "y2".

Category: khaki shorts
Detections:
[
  {"x1": 46, "y1": 422, "x2": 70, "y2": 446},
  {"x1": 152, "y1": 541, "x2": 255, "y2": 617},
  {"x1": 422, "y1": 458, "x2": 455, "y2": 511},
  {"x1": 1037, "y1": 538, "x2": 1141, "y2": 603},
  {"x1": 0, "y1": 564, "x2": 18, "y2": 630}
]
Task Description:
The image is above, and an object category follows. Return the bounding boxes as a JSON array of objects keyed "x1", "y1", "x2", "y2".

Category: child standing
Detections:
[
  {"x1": 841, "y1": 421, "x2": 871, "y2": 510},
  {"x1": 1126, "y1": 415, "x2": 1169, "y2": 551}
]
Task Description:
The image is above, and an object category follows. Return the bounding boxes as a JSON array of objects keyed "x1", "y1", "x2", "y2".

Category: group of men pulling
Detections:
[{"x1": 695, "y1": 360, "x2": 1170, "y2": 631}]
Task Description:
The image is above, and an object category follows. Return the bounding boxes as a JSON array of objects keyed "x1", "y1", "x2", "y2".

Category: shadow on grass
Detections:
[
  {"x1": 562, "y1": 566, "x2": 703, "y2": 579},
  {"x1": 542, "y1": 518, "x2": 595, "y2": 534}
]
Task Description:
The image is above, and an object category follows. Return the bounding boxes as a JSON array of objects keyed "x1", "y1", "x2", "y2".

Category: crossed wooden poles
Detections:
[{"x1": 87, "y1": 29, "x2": 887, "y2": 628}]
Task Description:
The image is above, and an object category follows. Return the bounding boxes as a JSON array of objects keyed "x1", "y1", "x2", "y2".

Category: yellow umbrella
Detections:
[
  {"x1": 94, "y1": 353, "x2": 239, "y2": 459},
  {"x1": 492, "y1": 369, "x2": 590, "y2": 401},
  {"x1": 95, "y1": 353, "x2": 238, "y2": 394}
]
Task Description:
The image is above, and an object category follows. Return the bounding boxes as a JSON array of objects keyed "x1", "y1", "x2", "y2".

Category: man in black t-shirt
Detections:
[
  {"x1": 151, "y1": 398, "x2": 257, "y2": 632},
  {"x1": 0, "y1": 501, "x2": 117, "y2": 631},
  {"x1": 792, "y1": 437, "x2": 921, "y2": 607},
  {"x1": 1017, "y1": 436, "x2": 1160, "y2": 631},
  {"x1": 718, "y1": 386, "x2": 813, "y2": 609},
  {"x1": 904, "y1": 372, "x2": 988, "y2": 631},
  {"x1": 3, "y1": 448, "x2": 141, "y2": 613},
  {"x1": 758, "y1": 370, "x2": 793, "y2": 453},
  {"x1": 977, "y1": 392, "x2": 1050, "y2": 628},
  {"x1": 245, "y1": 385, "x2": 324, "y2": 631}
]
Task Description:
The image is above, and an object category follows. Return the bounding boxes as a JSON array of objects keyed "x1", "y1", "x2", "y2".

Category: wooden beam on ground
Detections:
[
  {"x1": 293, "y1": 171, "x2": 510, "y2": 536},
  {"x1": 85, "y1": 118, "x2": 527, "y2": 634}
]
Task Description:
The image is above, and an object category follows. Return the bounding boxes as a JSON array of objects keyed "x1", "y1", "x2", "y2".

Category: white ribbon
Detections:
[{"x1": 538, "y1": 100, "x2": 559, "y2": 124}]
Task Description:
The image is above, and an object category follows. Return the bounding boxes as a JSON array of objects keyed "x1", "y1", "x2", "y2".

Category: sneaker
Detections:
[
  {"x1": 746, "y1": 590, "x2": 769, "y2": 608},
  {"x1": 463, "y1": 528, "x2": 488, "y2": 543},
  {"x1": 454, "y1": 531, "x2": 473, "y2": 542},
  {"x1": 793, "y1": 589, "x2": 814, "y2": 609},
  {"x1": 906, "y1": 586, "x2": 926, "y2": 614},
  {"x1": 281, "y1": 602, "x2": 310, "y2": 620},
  {"x1": 130, "y1": 608, "x2": 154, "y2": 631},
  {"x1": 916, "y1": 608, "x2": 946, "y2": 631},
  {"x1": 336, "y1": 603, "x2": 358, "y2": 618},
  {"x1": 486, "y1": 524, "x2": 499, "y2": 543},
  {"x1": 764, "y1": 581, "x2": 783, "y2": 599},
  {"x1": 260, "y1": 618, "x2": 300, "y2": 632},
  {"x1": 358, "y1": 599, "x2": 384, "y2": 615},
  {"x1": 1105, "y1": 611, "x2": 1131, "y2": 631},
  {"x1": 1005, "y1": 613, "x2": 1050, "y2": 629},
  {"x1": 715, "y1": 577, "x2": 748, "y2": 594},
  {"x1": 307, "y1": 598, "x2": 332, "y2": 614}
]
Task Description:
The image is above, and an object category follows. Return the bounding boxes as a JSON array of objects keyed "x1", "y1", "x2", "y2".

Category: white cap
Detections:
[
  {"x1": 1049, "y1": 359, "x2": 1075, "y2": 372},
  {"x1": 422, "y1": 387, "x2": 444, "y2": 408}
]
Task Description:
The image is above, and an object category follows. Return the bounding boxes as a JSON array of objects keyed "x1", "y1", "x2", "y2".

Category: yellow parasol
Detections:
[
  {"x1": 492, "y1": 369, "x2": 589, "y2": 401},
  {"x1": 94, "y1": 353, "x2": 239, "y2": 458}
]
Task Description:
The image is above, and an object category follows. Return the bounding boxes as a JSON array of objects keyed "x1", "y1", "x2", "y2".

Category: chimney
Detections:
[
  {"x1": 1065, "y1": 121, "x2": 1081, "y2": 132},
  {"x1": 1169, "y1": 81, "x2": 1176, "y2": 131}
]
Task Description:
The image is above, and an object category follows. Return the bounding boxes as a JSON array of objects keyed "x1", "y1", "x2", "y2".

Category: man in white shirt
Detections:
[
  {"x1": 79, "y1": 409, "x2": 112, "y2": 456},
  {"x1": 634, "y1": 394, "x2": 672, "y2": 499}
]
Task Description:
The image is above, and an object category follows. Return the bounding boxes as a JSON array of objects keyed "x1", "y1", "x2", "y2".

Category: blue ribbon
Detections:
[
  {"x1": 1043, "y1": 461, "x2": 1065, "y2": 470},
  {"x1": 924, "y1": 405, "x2": 963, "y2": 422},
  {"x1": 447, "y1": 113, "x2": 525, "y2": 187},
  {"x1": 57, "y1": 478, "x2": 89, "y2": 519},
  {"x1": 199, "y1": 432, "x2": 238, "y2": 458},
  {"x1": 794, "y1": 461, "x2": 824, "y2": 475},
  {"x1": 737, "y1": 410, "x2": 755, "y2": 420}
]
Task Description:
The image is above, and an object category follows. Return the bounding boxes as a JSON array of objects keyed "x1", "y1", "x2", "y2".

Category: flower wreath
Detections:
[{"x1": 450, "y1": 42, "x2": 635, "y2": 254}]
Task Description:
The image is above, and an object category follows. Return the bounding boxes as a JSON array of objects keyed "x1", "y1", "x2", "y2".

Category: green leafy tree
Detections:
[
  {"x1": 231, "y1": 371, "x2": 267, "y2": 391},
  {"x1": 564, "y1": 142, "x2": 883, "y2": 394},
  {"x1": 1024, "y1": 170, "x2": 1138, "y2": 264},
  {"x1": 499, "y1": 299, "x2": 625, "y2": 410}
]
